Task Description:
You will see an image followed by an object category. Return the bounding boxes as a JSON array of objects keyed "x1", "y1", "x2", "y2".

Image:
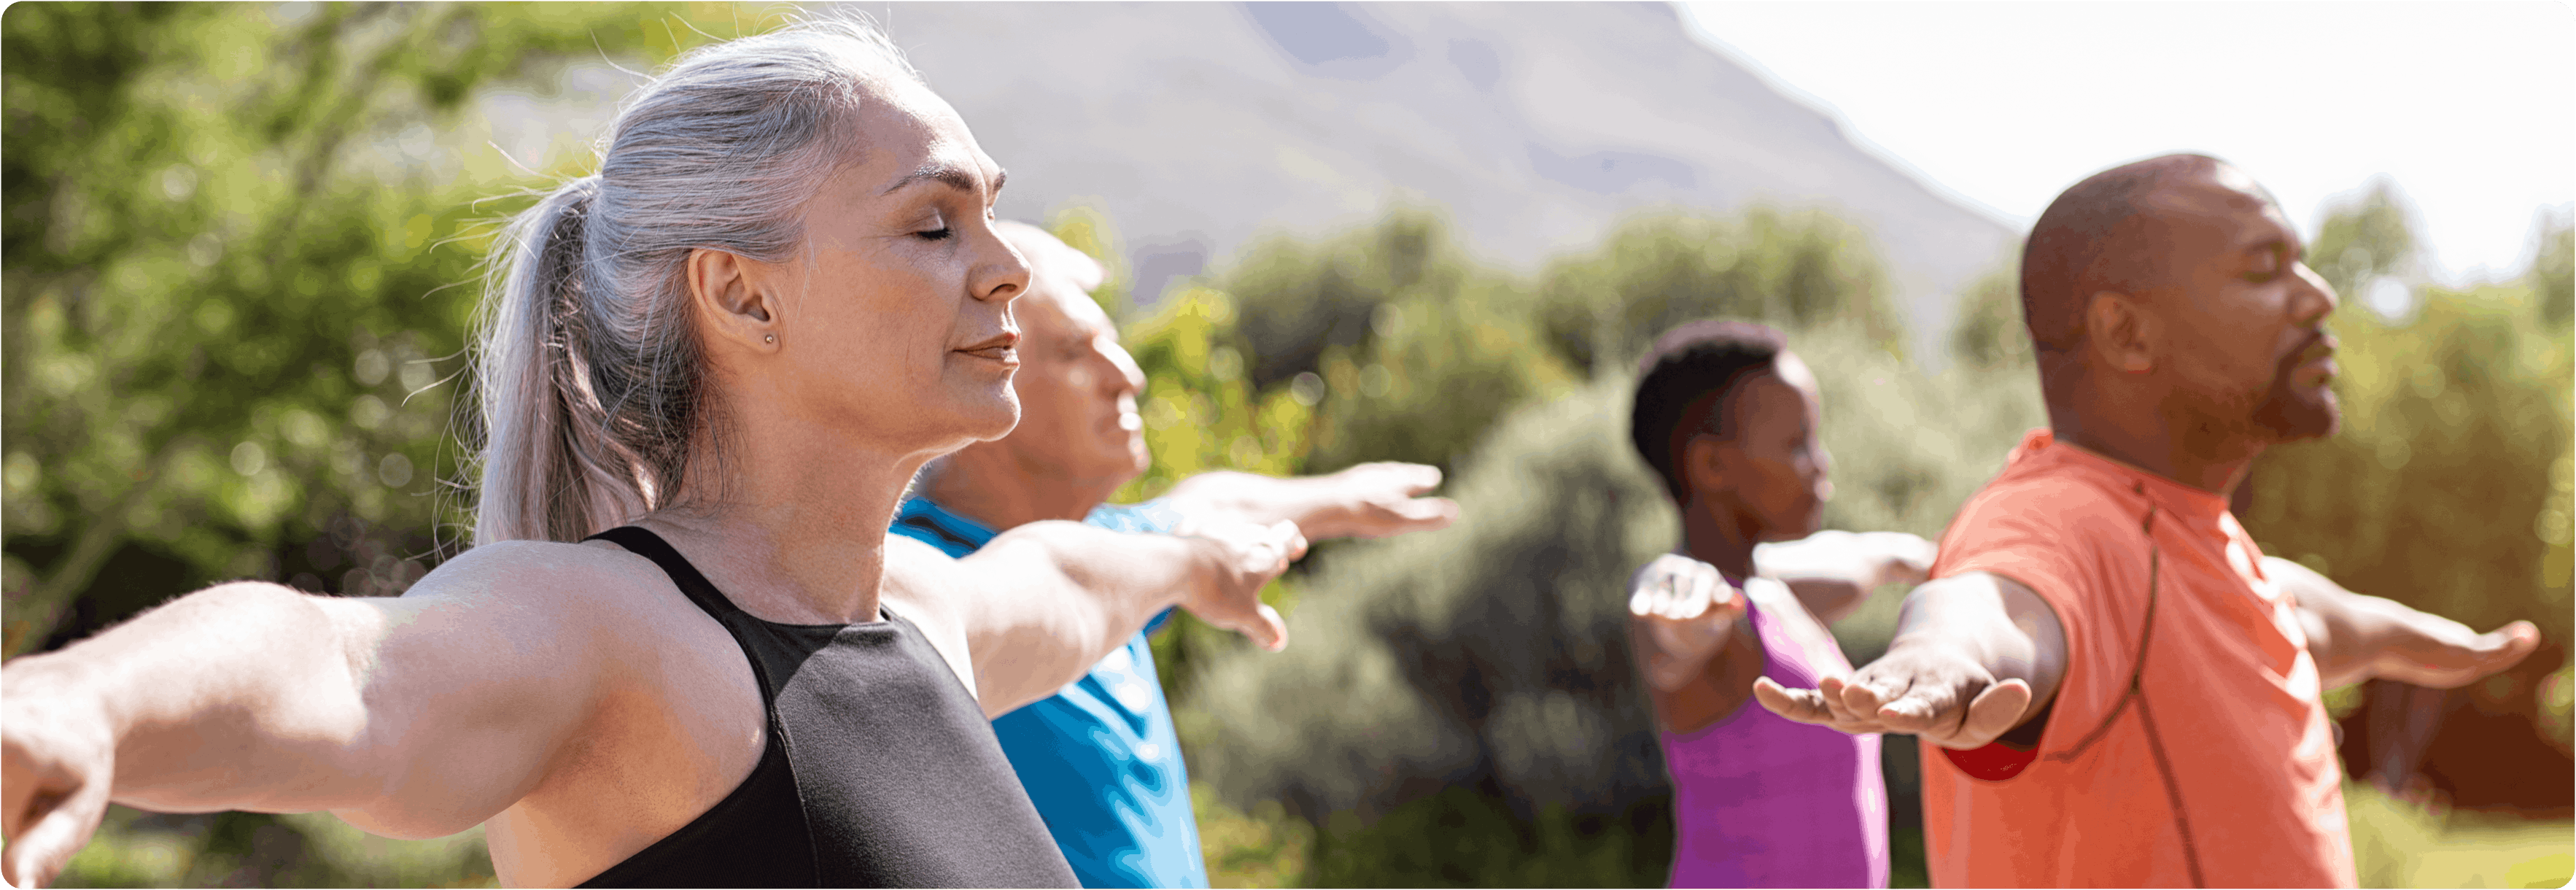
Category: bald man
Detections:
[
  {"x1": 1752, "y1": 155, "x2": 2538, "y2": 887},
  {"x1": 890, "y1": 221, "x2": 1457, "y2": 889}
]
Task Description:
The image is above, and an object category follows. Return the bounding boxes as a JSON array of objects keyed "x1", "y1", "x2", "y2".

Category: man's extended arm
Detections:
[
  {"x1": 1155, "y1": 463, "x2": 1457, "y2": 540},
  {"x1": 2267, "y1": 557, "x2": 2538, "y2": 689}
]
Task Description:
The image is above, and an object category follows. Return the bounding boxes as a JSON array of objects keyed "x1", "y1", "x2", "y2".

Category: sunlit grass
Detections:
[{"x1": 2346, "y1": 781, "x2": 2574, "y2": 889}]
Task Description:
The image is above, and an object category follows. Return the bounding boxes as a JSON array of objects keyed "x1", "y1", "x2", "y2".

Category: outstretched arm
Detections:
[
  {"x1": 2267, "y1": 557, "x2": 2538, "y2": 689},
  {"x1": 1755, "y1": 571, "x2": 2068, "y2": 750},
  {"x1": 1157, "y1": 462, "x2": 1458, "y2": 540},
  {"x1": 1, "y1": 543, "x2": 643, "y2": 886},
  {"x1": 1755, "y1": 530, "x2": 1939, "y2": 625},
  {"x1": 895, "y1": 519, "x2": 1306, "y2": 718}
]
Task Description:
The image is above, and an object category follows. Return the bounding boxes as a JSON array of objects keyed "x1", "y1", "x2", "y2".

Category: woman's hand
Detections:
[
  {"x1": 1, "y1": 673, "x2": 118, "y2": 889},
  {"x1": 1628, "y1": 554, "x2": 1745, "y2": 690},
  {"x1": 1174, "y1": 519, "x2": 1307, "y2": 651}
]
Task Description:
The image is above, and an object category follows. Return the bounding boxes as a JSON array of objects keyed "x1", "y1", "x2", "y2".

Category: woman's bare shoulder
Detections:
[{"x1": 399, "y1": 538, "x2": 687, "y2": 616}]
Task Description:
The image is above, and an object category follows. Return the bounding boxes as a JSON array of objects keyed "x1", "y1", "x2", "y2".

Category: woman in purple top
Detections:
[{"x1": 1623, "y1": 321, "x2": 1933, "y2": 889}]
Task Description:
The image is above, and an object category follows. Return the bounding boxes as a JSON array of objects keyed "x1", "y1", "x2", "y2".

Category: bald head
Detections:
[
  {"x1": 2014, "y1": 155, "x2": 2343, "y2": 473},
  {"x1": 2020, "y1": 154, "x2": 2244, "y2": 355},
  {"x1": 996, "y1": 220, "x2": 1107, "y2": 318}
]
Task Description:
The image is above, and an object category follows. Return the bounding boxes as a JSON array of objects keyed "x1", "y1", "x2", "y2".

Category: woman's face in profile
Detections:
[{"x1": 767, "y1": 77, "x2": 1031, "y2": 455}]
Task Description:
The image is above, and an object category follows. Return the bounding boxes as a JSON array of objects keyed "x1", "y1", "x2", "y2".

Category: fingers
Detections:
[
  {"x1": 1388, "y1": 497, "x2": 1460, "y2": 529},
  {"x1": 1244, "y1": 603, "x2": 1288, "y2": 652},
  {"x1": 1950, "y1": 678, "x2": 2036, "y2": 748},
  {"x1": 2387, "y1": 620, "x2": 2547, "y2": 689},
  {"x1": 1272, "y1": 520, "x2": 1309, "y2": 565},
  {"x1": 1753, "y1": 677, "x2": 1838, "y2": 726},
  {"x1": 1357, "y1": 461, "x2": 1443, "y2": 496},
  {"x1": 0, "y1": 765, "x2": 105, "y2": 889}
]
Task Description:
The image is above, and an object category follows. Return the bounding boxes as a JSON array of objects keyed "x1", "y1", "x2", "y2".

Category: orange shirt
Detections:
[{"x1": 1922, "y1": 429, "x2": 2354, "y2": 889}]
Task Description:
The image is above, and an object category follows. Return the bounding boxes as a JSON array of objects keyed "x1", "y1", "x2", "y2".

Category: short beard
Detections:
[{"x1": 2248, "y1": 357, "x2": 2340, "y2": 442}]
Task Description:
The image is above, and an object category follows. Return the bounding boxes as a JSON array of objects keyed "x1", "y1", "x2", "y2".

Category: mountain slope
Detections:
[{"x1": 877, "y1": 1, "x2": 2014, "y2": 355}]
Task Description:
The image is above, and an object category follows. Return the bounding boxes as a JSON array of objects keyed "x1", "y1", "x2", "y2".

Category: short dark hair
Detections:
[
  {"x1": 2020, "y1": 154, "x2": 2224, "y2": 355},
  {"x1": 1630, "y1": 320, "x2": 1789, "y2": 502}
]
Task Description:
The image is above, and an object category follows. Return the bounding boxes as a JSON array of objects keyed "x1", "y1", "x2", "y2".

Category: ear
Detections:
[
  {"x1": 1680, "y1": 435, "x2": 1735, "y2": 503},
  {"x1": 2082, "y1": 290, "x2": 2157, "y2": 374},
  {"x1": 686, "y1": 247, "x2": 780, "y2": 352}
]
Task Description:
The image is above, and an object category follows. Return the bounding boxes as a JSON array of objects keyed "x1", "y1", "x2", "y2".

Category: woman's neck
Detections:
[
  {"x1": 1679, "y1": 499, "x2": 1759, "y2": 582},
  {"x1": 643, "y1": 430, "x2": 931, "y2": 626}
]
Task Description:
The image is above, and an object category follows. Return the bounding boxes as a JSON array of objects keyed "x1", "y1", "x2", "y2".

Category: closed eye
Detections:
[{"x1": 916, "y1": 225, "x2": 955, "y2": 242}]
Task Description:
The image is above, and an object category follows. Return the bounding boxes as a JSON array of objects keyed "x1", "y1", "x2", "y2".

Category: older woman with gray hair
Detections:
[{"x1": 0, "y1": 17, "x2": 1302, "y2": 889}]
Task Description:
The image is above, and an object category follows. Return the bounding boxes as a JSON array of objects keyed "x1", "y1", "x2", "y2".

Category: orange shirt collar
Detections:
[{"x1": 2009, "y1": 428, "x2": 2232, "y2": 525}]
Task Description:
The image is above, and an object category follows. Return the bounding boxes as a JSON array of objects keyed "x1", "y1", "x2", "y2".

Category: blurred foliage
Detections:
[
  {"x1": 2343, "y1": 782, "x2": 2575, "y2": 889},
  {"x1": 4, "y1": 2, "x2": 735, "y2": 885},
  {"x1": 1192, "y1": 781, "x2": 1316, "y2": 889},
  {"x1": 1217, "y1": 209, "x2": 1581, "y2": 475},
  {"x1": 55, "y1": 807, "x2": 495, "y2": 889},
  {"x1": 1946, "y1": 262, "x2": 2031, "y2": 372},
  {"x1": 1530, "y1": 207, "x2": 1906, "y2": 374}
]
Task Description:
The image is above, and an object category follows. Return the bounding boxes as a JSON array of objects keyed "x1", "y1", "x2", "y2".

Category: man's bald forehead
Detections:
[
  {"x1": 996, "y1": 220, "x2": 1106, "y2": 294},
  {"x1": 2020, "y1": 154, "x2": 2269, "y2": 355},
  {"x1": 993, "y1": 221, "x2": 1114, "y2": 341}
]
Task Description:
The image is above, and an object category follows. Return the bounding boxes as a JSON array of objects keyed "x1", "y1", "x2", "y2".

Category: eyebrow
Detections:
[{"x1": 880, "y1": 162, "x2": 1006, "y2": 197}]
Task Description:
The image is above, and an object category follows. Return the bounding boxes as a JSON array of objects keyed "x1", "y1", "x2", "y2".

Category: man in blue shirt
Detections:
[{"x1": 890, "y1": 221, "x2": 1457, "y2": 888}]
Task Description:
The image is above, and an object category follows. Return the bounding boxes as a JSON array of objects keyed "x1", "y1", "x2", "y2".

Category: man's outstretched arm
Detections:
[
  {"x1": 1156, "y1": 462, "x2": 1458, "y2": 540},
  {"x1": 1754, "y1": 571, "x2": 2068, "y2": 750},
  {"x1": 2267, "y1": 557, "x2": 2539, "y2": 690}
]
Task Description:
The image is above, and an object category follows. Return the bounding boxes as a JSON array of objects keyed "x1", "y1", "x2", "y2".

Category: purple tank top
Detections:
[{"x1": 1660, "y1": 577, "x2": 1889, "y2": 889}]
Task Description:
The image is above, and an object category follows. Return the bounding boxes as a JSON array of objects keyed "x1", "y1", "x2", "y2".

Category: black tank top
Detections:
[{"x1": 576, "y1": 526, "x2": 1076, "y2": 888}]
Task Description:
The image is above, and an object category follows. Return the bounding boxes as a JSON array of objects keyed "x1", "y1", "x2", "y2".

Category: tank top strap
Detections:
[
  {"x1": 585, "y1": 525, "x2": 785, "y2": 707},
  {"x1": 588, "y1": 526, "x2": 750, "y2": 622}
]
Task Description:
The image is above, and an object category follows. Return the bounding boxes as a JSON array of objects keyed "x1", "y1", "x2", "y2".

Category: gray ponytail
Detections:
[{"x1": 471, "y1": 16, "x2": 922, "y2": 544}]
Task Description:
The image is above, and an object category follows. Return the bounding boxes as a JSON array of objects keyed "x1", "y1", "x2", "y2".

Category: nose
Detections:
[
  {"x1": 974, "y1": 224, "x2": 1033, "y2": 306},
  {"x1": 2290, "y1": 259, "x2": 2338, "y2": 325},
  {"x1": 1104, "y1": 338, "x2": 1146, "y2": 395}
]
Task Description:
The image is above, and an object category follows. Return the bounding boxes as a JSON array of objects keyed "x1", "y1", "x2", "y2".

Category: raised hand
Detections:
[
  {"x1": 1314, "y1": 462, "x2": 1459, "y2": 538},
  {"x1": 1174, "y1": 519, "x2": 1307, "y2": 651},
  {"x1": 1, "y1": 678, "x2": 117, "y2": 889},
  {"x1": 1627, "y1": 554, "x2": 1745, "y2": 690}
]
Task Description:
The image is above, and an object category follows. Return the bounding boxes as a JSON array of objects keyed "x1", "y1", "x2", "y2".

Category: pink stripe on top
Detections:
[{"x1": 1661, "y1": 578, "x2": 1888, "y2": 889}]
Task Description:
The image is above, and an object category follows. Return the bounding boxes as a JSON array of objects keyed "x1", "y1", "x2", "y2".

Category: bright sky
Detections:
[{"x1": 1678, "y1": 1, "x2": 2575, "y2": 287}]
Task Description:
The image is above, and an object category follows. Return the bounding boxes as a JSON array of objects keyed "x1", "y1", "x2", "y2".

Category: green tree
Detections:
[
  {"x1": 2307, "y1": 179, "x2": 2418, "y2": 297},
  {"x1": 1534, "y1": 207, "x2": 1905, "y2": 375},
  {"x1": 2, "y1": 4, "x2": 734, "y2": 884},
  {"x1": 1946, "y1": 262, "x2": 2032, "y2": 371}
]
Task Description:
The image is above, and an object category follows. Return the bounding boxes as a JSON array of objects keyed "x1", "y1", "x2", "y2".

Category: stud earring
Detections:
[{"x1": 764, "y1": 333, "x2": 775, "y2": 344}]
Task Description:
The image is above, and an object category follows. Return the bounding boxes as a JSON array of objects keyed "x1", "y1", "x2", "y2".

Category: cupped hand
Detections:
[
  {"x1": 1628, "y1": 554, "x2": 1742, "y2": 665},
  {"x1": 1752, "y1": 642, "x2": 2035, "y2": 750},
  {"x1": 2, "y1": 680, "x2": 117, "y2": 889},
  {"x1": 1176, "y1": 519, "x2": 1307, "y2": 651},
  {"x1": 1319, "y1": 463, "x2": 1459, "y2": 538},
  {"x1": 2376, "y1": 619, "x2": 2542, "y2": 689}
]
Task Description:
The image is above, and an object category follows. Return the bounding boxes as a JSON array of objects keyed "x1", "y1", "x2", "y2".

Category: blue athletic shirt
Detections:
[{"x1": 889, "y1": 496, "x2": 1209, "y2": 889}]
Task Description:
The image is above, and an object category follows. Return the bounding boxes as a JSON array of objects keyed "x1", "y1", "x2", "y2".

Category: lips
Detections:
[
  {"x1": 955, "y1": 331, "x2": 1020, "y2": 364},
  {"x1": 2285, "y1": 332, "x2": 2338, "y2": 384}
]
